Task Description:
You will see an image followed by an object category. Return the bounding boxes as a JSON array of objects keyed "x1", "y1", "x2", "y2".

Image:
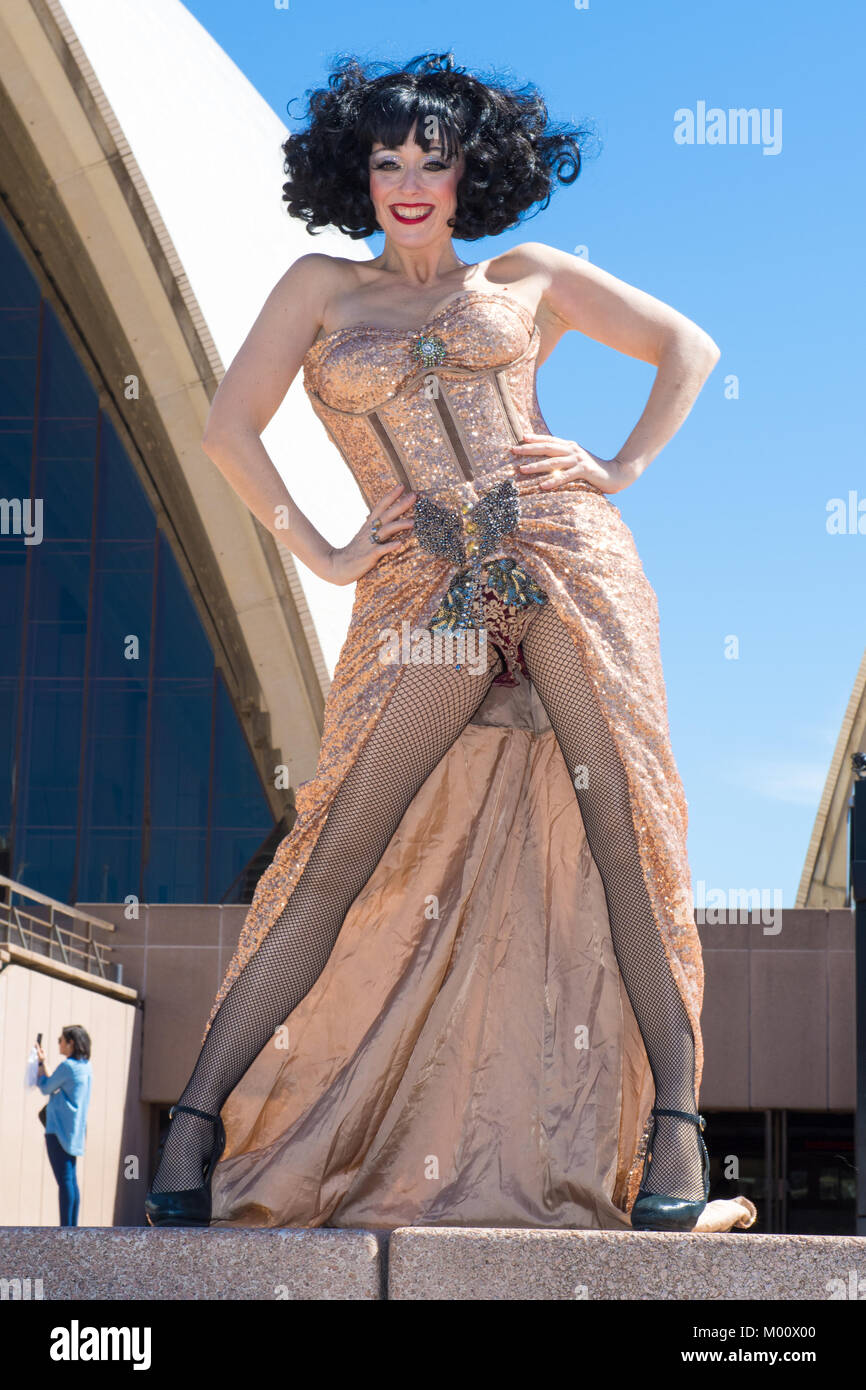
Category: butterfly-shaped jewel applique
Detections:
[{"x1": 412, "y1": 478, "x2": 521, "y2": 566}]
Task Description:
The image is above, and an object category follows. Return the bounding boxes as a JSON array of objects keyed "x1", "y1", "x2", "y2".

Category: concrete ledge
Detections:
[
  {"x1": 4, "y1": 1227, "x2": 866, "y2": 1301},
  {"x1": 0, "y1": 1228, "x2": 385, "y2": 1301},
  {"x1": 388, "y1": 1228, "x2": 866, "y2": 1301}
]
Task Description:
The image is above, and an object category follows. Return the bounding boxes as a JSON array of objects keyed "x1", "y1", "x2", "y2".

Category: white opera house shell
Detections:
[{"x1": 0, "y1": 0, "x2": 373, "y2": 908}]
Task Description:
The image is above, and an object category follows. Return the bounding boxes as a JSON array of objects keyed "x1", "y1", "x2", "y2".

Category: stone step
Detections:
[
  {"x1": 2, "y1": 1226, "x2": 864, "y2": 1302},
  {"x1": 388, "y1": 1228, "x2": 866, "y2": 1301},
  {"x1": 0, "y1": 1227, "x2": 384, "y2": 1301}
]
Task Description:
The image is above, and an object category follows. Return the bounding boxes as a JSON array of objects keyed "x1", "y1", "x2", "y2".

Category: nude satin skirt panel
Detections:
[{"x1": 209, "y1": 709, "x2": 652, "y2": 1229}]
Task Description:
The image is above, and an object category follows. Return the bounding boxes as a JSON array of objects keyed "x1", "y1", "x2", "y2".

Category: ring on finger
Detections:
[{"x1": 370, "y1": 517, "x2": 385, "y2": 544}]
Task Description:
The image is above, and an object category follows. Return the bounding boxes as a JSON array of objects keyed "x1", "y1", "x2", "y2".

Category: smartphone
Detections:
[{"x1": 36, "y1": 1032, "x2": 42, "y2": 1046}]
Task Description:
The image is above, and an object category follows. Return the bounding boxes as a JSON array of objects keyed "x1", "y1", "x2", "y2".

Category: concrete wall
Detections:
[
  {"x1": 700, "y1": 908, "x2": 854, "y2": 1110},
  {"x1": 0, "y1": 963, "x2": 147, "y2": 1227},
  {"x1": 78, "y1": 903, "x2": 250, "y2": 1104}
]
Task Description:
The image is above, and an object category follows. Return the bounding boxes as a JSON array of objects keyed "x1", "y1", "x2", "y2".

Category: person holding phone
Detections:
[{"x1": 35, "y1": 1025, "x2": 92, "y2": 1227}]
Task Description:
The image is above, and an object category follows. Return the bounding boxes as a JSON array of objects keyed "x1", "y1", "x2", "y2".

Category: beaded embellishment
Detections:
[
  {"x1": 413, "y1": 478, "x2": 521, "y2": 571},
  {"x1": 429, "y1": 557, "x2": 547, "y2": 634},
  {"x1": 410, "y1": 332, "x2": 447, "y2": 369},
  {"x1": 413, "y1": 480, "x2": 548, "y2": 670}
]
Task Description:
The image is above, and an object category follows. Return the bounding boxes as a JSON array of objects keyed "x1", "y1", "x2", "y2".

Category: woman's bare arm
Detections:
[
  {"x1": 518, "y1": 241, "x2": 720, "y2": 482},
  {"x1": 201, "y1": 254, "x2": 360, "y2": 581},
  {"x1": 203, "y1": 253, "x2": 415, "y2": 584}
]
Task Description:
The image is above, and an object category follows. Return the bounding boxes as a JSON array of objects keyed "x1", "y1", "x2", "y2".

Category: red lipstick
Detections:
[{"x1": 389, "y1": 203, "x2": 434, "y2": 224}]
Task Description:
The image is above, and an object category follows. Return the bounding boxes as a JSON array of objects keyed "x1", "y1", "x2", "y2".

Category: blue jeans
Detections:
[{"x1": 45, "y1": 1131, "x2": 80, "y2": 1226}]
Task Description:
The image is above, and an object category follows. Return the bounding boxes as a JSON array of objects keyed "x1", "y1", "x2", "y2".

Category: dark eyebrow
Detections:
[{"x1": 370, "y1": 143, "x2": 448, "y2": 155}]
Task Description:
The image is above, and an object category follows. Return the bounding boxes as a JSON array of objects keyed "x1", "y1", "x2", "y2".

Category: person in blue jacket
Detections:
[{"x1": 35, "y1": 1025, "x2": 93, "y2": 1226}]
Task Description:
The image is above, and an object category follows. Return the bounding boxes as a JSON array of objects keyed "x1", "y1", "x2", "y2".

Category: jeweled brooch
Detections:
[{"x1": 410, "y1": 333, "x2": 447, "y2": 369}]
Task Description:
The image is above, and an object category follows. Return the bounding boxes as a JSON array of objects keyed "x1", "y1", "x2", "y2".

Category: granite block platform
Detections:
[{"x1": 2, "y1": 1226, "x2": 865, "y2": 1301}]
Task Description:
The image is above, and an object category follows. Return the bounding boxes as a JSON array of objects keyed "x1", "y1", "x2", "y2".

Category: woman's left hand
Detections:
[
  {"x1": 511, "y1": 432, "x2": 636, "y2": 494},
  {"x1": 35, "y1": 1043, "x2": 45, "y2": 1065}
]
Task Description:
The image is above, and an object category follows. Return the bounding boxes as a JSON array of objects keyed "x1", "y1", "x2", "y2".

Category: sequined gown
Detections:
[{"x1": 203, "y1": 290, "x2": 754, "y2": 1232}]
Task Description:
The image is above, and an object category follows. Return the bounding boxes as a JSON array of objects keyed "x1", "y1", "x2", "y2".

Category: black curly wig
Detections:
[{"x1": 282, "y1": 51, "x2": 598, "y2": 241}]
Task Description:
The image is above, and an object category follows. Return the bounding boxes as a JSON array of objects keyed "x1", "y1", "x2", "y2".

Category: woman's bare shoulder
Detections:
[
  {"x1": 270, "y1": 252, "x2": 369, "y2": 318},
  {"x1": 494, "y1": 241, "x2": 602, "y2": 281},
  {"x1": 486, "y1": 241, "x2": 544, "y2": 269},
  {"x1": 484, "y1": 243, "x2": 580, "y2": 343}
]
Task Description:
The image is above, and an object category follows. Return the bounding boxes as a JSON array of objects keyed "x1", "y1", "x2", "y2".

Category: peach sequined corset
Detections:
[{"x1": 303, "y1": 290, "x2": 566, "y2": 682}]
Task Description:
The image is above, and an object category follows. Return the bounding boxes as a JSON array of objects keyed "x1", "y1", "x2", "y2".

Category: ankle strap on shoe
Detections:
[
  {"x1": 169, "y1": 1103, "x2": 221, "y2": 1125},
  {"x1": 651, "y1": 1106, "x2": 706, "y2": 1132}
]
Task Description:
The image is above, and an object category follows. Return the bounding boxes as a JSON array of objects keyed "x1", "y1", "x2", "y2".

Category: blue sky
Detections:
[{"x1": 185, "y1": 0, "x2": 865, "y2": 906}]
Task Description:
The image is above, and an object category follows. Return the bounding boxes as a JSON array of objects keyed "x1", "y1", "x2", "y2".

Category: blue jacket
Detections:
[{"x1": 37, "y1": 1057, "x2": 92, "y2": 1157}]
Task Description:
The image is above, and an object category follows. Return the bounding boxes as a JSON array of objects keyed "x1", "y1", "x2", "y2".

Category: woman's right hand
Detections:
[{"x1": 327, "y1": 484, "x2": 416, "y2": 586}]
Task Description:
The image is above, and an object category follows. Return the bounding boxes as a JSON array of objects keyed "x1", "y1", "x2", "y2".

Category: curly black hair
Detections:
[{"x1": 282, "y1": 51, "x2": 598, "y2": 240}]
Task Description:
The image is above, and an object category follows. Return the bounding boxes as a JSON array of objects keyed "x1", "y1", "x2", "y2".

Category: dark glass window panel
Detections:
[
  {"x1": 210, "y1": 671, "x2": 274, "y2": 832},
  {"x1": 705, "y1": 1109, "x2": 768, "y2": 1216},
  {"x1": 36, "y1": 414, "x2": 98, "y2": 467},
  {"x1": 0, "y1": 431, "x2": 35, "y2": 498},
  {"x1": 25, "y1": 541, "x2": 90, "y2": 678},
  {"x1": 207, "y1": 672, "x2": 275, "y2": 900},
  {"x1": 0, "y1": 826, "x2": 11, "y2": 878},
  {"x1": 33, "y1": 308, "x2": 98, "y2": 541},
  {"x1": 19, "y1": 684, "x2": 82, "y2": 829},
  {"x1": 0, "y1": 304, "x2": 39, "y2": 353},
  {"x1": 0, "y1": 547, "x2": 26, "y2": 677},
  {"x1": 95, "y1": 415, "x2": 155, "y2": 541},
  {"x1": 14, "y1": 827, "x2": 76, "y2": 904},
  {"x1": 0, "y1": 685, "x2": 17, "y2": 827},
  {"x1": 0, "y1": 229, "x2": 41, "y2": 497},
  {"x1": 90, "y1": 540, "x2": 154, "y2": 678},
  {"x1": 153, "y1": 531, "x2": 212, "y2": 680},
  {"x1": 2, "y1": 225, "x2": 275, "y2": 907},
  {"x1": 706, "y1": 1110, "x2": 856, "y2": 1235},
  {"x1": 0, "y1": 308, "x2": 39, "y2": 418},
  {"x1": 80, "y1": 678, "x2": 148, "y2": 830},
  {"x1": 144, "y1": 830, "x2": 207, "y2": 904},
  {"x1": 208, "y1": 828, "x2": 275, "y2": 905},
  {"x1": 149, "y1": 681, "x2": 212, "y2": 824},
  {"x1": 34, "y1": 423, "x2": 97, "y2": 540},
  {"x1": 785, "y1": 1112, "x2": 855, "y2": 1236},
  {"x1": 37, "y1": 303, "x2": 98, "y2": 423},
  {"x1": 77, "y1": 830, "x2": 142, "y2": 904}
]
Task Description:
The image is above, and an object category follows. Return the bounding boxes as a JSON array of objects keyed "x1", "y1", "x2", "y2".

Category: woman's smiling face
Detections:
[{"x1": 368, "y1": 119, "x2": 465, "y2": 243}]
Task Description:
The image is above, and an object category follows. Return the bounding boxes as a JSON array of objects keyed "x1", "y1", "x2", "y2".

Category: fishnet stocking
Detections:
[
  {"x1": 520, "y1": 601, "x2": 706, "y2": 1203},
  {"x1": 150, "y1": 633, "x2": 505, "y2": 1193}
]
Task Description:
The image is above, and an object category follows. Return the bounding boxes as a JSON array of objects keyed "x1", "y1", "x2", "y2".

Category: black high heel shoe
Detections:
[
  {"x1": 630, "y1": 1106, "x2": 709, "y2": 1231},
  {"x1": 144, "y1": 1103, "x2": 226, "y2": 1228}
]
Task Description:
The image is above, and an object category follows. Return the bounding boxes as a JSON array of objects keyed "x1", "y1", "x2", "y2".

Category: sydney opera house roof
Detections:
[{"x1": 0, "y1": 0, "x2": 371, "y2": 902}]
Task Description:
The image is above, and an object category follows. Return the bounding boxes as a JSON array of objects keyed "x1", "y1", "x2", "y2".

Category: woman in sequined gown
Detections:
[{"x1": 145, "y1": 53, "x2": 756, "y2": 1234}]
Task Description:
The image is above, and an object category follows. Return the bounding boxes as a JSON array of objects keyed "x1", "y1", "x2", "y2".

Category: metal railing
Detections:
[{"x1": 0, "y1": 874, "x2": 120, "y2": 983}]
